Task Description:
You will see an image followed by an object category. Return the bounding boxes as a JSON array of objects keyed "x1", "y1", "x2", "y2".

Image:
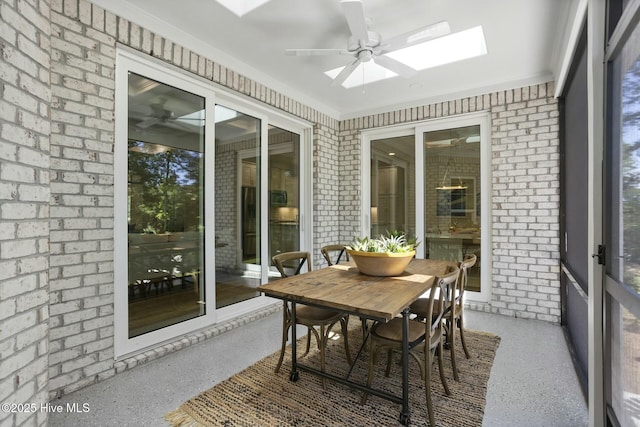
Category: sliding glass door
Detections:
[
  {"x1": 214, "y1": 105, "x2": 262, "y2": 309},
  {"x1": 423, "y1": 125, "x2": 481, "y2": 293},
  {"x1": 115, "y1": 50, "x2": 311, "y2": 356},
  {"x1": 604, "y1": 3, "x2": 640, "y2": 424},
  {"x1": 126, "y1": 73, "x2": 207, "y2": 338},
  {"x1": 363, "y1": 113, "x2": 490, "y2": 301}
]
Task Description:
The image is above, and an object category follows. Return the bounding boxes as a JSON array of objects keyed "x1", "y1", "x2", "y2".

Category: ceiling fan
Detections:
[
  {"x1": 285, "y1": 0, "x2": 450, "y2": 87},
  {"x1": 136, "y1": 99, "x2": 203, "y2": 130}
]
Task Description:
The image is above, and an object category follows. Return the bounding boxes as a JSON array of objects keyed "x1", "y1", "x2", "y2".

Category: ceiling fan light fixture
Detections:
[{"x1": 386, "y1": 26, "x2": 487, "y2": 71}]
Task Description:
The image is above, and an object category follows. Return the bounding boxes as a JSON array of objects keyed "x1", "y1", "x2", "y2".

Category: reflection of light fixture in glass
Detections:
[
  {"x1": 435, "y1": 139, "x2": 468, "y2": 190},
  {"x1": 435, "y1": 160, "x2": 467, "y2": 190},
  {"x1": 371, "y1": 206, "x2": 378, "y2": 225},
  {"x1": 128, "y1": 141, "x2": 170, "y2": 154}
]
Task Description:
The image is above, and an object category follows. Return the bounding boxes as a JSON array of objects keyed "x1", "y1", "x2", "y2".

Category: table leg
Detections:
[
  {"x1": 400, "y1": 307, "x2": 411, "y2": 425},
  {"x1": 289, "y1": 301, "x2": 299, "y2": 382}
]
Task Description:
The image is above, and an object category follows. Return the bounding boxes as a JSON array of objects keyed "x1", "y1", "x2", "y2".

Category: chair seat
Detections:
[
  {"x1": 410, "y1": 298, "x2": 452, "y2": 318},
  {"x1": 297, "y1": 305, "x2": 344, "y2": 323},
  {"x1": 371, "y1": 317, "x2": 425, "y2": 344}
]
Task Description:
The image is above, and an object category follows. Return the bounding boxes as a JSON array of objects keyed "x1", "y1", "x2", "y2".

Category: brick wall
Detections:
[
  {"x1": 338, "y1": 84, "x2": 561, "y2": 322},
  {"x1": 313, "y1": 123, "x2": 342, "y2": 267},
  {"x1": 48, "y1": 0, "x2": 116, "y2": 398},
  {"x1": 0, "y1": 0, "x2": 52, "y2": 425},
  {"x1": 490, "y1": 87, "x2": 560, "y2": 321}
]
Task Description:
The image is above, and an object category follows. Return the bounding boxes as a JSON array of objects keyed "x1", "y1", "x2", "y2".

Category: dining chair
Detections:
[
  {"x1": 362, "y1": 268, "x2": 458, "y2": 426},
  {"x1": 320, "y1": 244, "x2": 349, "y2": 266},
  {"x1": 409, "y1": 254, "x2": 476, "y2": 381},
  {"x1": 271, "y1": 251, "x2": 352, "y2": 387}
]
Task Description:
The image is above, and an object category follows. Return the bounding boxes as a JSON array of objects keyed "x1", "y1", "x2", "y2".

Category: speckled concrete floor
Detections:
[{"x1": 48, "y1": 309, "x2": 588, "y2": 427}]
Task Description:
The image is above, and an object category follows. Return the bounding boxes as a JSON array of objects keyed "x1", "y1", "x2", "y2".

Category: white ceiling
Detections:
[{"x1": 95, "y1": 0, "x2": 576, "y2": 120}]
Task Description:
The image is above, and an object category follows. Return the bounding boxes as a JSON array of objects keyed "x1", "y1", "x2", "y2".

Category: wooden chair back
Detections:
[
  {"x1": 320, "y1": 244, "x2": 349, "y2": 266},
  {"x1": 272, "y1": 251, "x2": 311, "y2": 278}
]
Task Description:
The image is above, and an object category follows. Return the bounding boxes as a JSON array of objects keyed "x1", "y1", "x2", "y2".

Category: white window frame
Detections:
[{"x1": 360, "y1": 111, "x2": 492, "y2": 302}]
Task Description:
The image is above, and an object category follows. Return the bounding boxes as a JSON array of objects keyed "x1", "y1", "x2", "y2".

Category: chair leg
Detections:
[
  {"x1": 360, "y1": 317, "x2": 368, "y2": 341},
  {"x1": 437, "y1": 340, "x2": 450, "y2": 396},
  {"x1": 361, "y1": 339, "x2": 377, "y2": 404},
  {"x1": 424, "y1": 349, "x2": 436, "y2": 427},
  {"x1": 458, "y1": 312, "x2": 471, "y2": 359},
  {"x1": 449, "y1": 319, "x2": 459, "y2": 381},
  {"x1": 384, "y1": 348, "x2": 394, "y2": 377},
  {"x1": 319, "y1": 325, "x2": 327, "y2": 389},
  {"x1": 274, "y1": 315, "x2": 291, "y2": 373},
  {"x1": 339, "y1": 317, "x2": 353, "y2": 365},
  {"x1": 302, "y1": 328, "x2": 312, "y2": 357}
]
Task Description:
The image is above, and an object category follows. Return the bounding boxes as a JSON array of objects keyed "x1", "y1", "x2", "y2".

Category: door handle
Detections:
[{"x1": 591, "y1": 244, "x2": 605, "y2": 265}]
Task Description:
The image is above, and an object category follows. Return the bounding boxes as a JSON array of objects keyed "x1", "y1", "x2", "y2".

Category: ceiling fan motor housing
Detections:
[{"x1": 348, "y1": 31, "x2": 381, "y2": 52}]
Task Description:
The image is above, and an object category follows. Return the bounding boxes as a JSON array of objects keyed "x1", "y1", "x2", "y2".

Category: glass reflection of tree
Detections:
[
  {"x1": 128, "y1": 140, "x2": 202, "y2": 234},
  {"x1": 622, "y1": 60, "x2": 640, "y2": 292}
]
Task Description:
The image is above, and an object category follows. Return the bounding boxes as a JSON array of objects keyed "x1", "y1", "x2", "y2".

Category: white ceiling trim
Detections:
[
  {"x1": 341, "y1": 71, "x2": 554, "y2": 120},
  {"x1": 90, "y1": 0, "x2": 341, "y2": 120}
]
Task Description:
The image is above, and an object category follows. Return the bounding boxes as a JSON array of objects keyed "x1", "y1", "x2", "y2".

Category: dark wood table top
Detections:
[{"x1": 258, "y1": 259, "x2": 452, "y2": 322}]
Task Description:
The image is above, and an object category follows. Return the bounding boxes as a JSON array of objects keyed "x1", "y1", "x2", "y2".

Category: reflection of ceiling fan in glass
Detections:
[
  {"x1": 285, "y1": 0, "x2": 450, "y2": 87},
  {"x1": 136, "y1": 99, "x2": 204, "y2": 130}
]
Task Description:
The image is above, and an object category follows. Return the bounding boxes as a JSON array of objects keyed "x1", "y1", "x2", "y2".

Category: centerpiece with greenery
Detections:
[{"x1": 346, "y1": 230, "x2": 418, "y2": 276}]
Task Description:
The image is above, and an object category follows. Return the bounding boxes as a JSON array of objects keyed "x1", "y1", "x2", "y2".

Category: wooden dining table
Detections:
[{"x1": 257, "y1": 258, "x2": 452, "y2": 425}]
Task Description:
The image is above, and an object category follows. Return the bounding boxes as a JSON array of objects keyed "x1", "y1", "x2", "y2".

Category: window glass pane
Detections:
[
  {"x1": 424, "y1": 125, "x2": 481, "y2": 292},
  {"x1": 215, "y1": 105, "x2": 261, "y2": 308},
  {"x1": 370, "y1": 136, "x2": 415, "y2": 238},
  {"x1": 268, "y1": 126, "x2": 300, "y2": 265},
  {"x1": 127, "y1": 73, "x2": 205, "y2": 337}
]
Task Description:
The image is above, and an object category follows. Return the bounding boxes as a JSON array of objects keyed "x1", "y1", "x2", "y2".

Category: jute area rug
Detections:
[{"x1": 166, "y1": 320, "x2": 500, "y2": 426}]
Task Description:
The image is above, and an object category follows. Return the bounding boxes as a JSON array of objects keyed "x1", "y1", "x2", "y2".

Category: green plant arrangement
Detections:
[
  {"x1": 347, "y1": 230, "x2": 418, "y2": 253},
  {"x1": 346, "y1": 231, "x2": 418, "y2": 276}
]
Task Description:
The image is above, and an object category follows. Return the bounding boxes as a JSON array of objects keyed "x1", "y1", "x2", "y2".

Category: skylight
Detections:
[
  {"x1": 215, "y1": 0, "x2": 271, "y2": 17},
  {"x1": 325, "y1": 26, "x2": 487, "y2": 89},
  {"x1": 386, "y1": 26, "x2": 487, "y2": 71}
]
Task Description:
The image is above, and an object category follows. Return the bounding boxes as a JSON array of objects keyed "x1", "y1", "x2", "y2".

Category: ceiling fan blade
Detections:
[
  {"x1": 381, "y1": 20, "x2": 451, "y2": 53},
  {"x1": 331, "y1": 58, "x2": 360, "y2": 87},
  {"x1": 137, "y1": 117, "x2": 161, "y2": 129},
  {"x1": 285, "y1": 48, "x2": 350, "y2": 56},
  {"x1": 341, "y1": 0, "x2": 369, "y2": 47},
  {"x1": 374, "y1": 55, "x2": 417, "y2": 78}
]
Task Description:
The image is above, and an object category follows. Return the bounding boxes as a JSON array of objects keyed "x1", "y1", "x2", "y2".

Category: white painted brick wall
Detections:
[
  {"x1": 48, "y1": 0, "x2": 116, "y2": 399},
  {"x1": 0, "y1": 0, "x2": 52, "y2": 425}
]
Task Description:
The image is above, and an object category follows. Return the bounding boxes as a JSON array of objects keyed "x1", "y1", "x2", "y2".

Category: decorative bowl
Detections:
[{"x1": 346, "y1": 249, "x2": 415, "y2": 276}]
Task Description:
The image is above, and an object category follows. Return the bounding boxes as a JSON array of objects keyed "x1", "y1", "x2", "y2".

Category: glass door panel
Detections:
[
  {"x1": 215, "y1": 105, "x2": 261, "y2": 308},
  {"x1": 370, "y1": 136, "x2": 415, "y2": 238},
  {"x1": 606, "y1": 18, "x2": 640, "y2": 424},
  {"x1": 424, "y1": 125, "x2": 481, "y2": 292},
  {"x1": 127, "y1": 73, "x2": 206, "y2": 337},
  {"x1": 268, "y1": 126, "x2": 300, "y2": 272}
]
